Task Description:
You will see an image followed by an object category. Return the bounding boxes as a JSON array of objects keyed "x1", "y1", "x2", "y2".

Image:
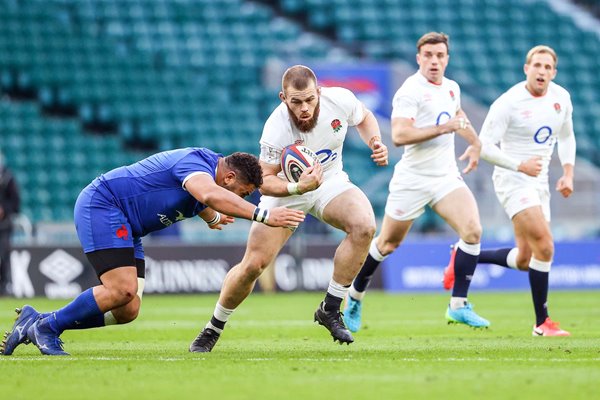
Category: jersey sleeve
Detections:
[
  {"x1": 390, "y1": 83, "x2": 418, "y2": 120},
  {"x1": 172, "y1": 152, "x2": 216, "y2": 189},
  {"x1": 480, "y1": 95, "x2": 512, "y2": 146},
  {"x1": 479, "y1": 95, "x2": 520, "y2": 171},
  {"x1": 557, "y1": 96, "x2": 576, "y2": 166},
  {"x1": 259, "y1": 108, "x2": 292, "y2": 165}
]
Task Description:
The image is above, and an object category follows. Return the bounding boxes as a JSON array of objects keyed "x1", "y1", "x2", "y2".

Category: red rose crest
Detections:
[
  {"x1": 331, "y1": 119, "x2": 342, "y2": 133},
  {"x1": 554, "y1": 103, "x2": 561, "y2": 114},
  {"x1": 449, "y1": 90, "x2": 455, "y2": 101}
]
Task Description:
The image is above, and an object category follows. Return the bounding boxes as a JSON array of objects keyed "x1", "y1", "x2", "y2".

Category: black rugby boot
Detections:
[
  {"x1": 189, "y1": 328, "x2": 221, "y2": 353},
  {"x1": 314, "y1": 302, "x2": 354, "y2": 345}
]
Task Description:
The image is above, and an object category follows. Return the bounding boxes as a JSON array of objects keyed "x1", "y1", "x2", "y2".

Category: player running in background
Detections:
[
  {"x1": 343, "y1": 32, "x2": 490, "y2": 333},
  {"x1": 1, "y1": 148, "x2": 304, "y2": 356},
  {"x1": 189, "y1": 65, "x2": 388, "y2": 352},
  {"x1": 443, "y1": 45, "x2": 575, "y2": 336}
]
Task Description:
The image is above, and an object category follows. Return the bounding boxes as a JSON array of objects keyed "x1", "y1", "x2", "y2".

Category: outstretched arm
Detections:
[
  {"x1": 479, "y1": 100, "x2": 541, "y2": 177},
  {"x1": 391, "y1": 115, "x2": 468, "y2": 146},
  {"x1": 198, "y1": 207, "x2": 235, "y2": 230},
  {"x1": 185, "y1": 174, "x2": 305, "y2": 227}
]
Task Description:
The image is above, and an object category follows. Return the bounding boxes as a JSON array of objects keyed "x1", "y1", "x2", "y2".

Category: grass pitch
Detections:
[{"x1": 0, "y1": 291, "x2": 598, "y2": 399}]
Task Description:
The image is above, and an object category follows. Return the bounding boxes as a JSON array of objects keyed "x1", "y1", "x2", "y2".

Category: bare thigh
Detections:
[
  {"x1": 322, "y1": 187, "x2": 375, "y2": 233},
  {"x1": 432, "y1": 186, "x2": 482, "y2": 243}
]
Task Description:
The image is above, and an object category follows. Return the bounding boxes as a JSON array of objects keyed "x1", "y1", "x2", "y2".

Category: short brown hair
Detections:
[
  {"x1": 526, "y1": 45, "x2": 558, "y2": 67},
  {"x1": 281, "y1": 65, "x2": 317, "y2": 93},
  {"x1": 416, "y1": 32, "x2": 449, "y2": 53},
  {"x1": 224, "y1": 152, "x2": 263, "y2": 188}
]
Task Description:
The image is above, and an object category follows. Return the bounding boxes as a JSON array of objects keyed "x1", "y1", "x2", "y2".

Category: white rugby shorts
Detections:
[
  {"x1": 384, "y1": 167, "x2": 467, "y2": 221},
  {"x1": 493, "y1": 172, "x2": 551, "y2": 221},
  {"x1": 258, "y1": 171, "x2": 357, "y2": 222}
]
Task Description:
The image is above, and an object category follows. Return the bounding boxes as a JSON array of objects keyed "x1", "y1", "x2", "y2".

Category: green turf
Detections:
[{"x1": 1, "y1": 291, "x2": 598, "y2": 399}]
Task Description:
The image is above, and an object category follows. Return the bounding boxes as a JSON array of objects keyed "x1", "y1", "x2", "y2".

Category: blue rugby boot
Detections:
[
  {"x1": 343, "y1": 296, "x2": 362, "y2": 333},
  {"x1": 27, "y1": 315, "x2": 69, "y2": 356},
  {"x1": 1, "y1": 305, "x2": 40, "y2": 355},
  {"x1": 445, "y1": 302, "x2": 490, "y2": 328}
]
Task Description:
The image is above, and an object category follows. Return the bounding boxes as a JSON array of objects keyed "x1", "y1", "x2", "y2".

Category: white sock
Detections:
[
  {"x1": 205, "y1": 303, "x2": 235, "y2": 334},
  {"x1": 348, "y1": 285, "x2": 366, "y2": 301},
  {"x1": 369, "y1": 239, "x2": 387, "y2": 261},
  {"x1": 530, "y1": 257, "x2": 552, "y2": 272},
  {"x1": 506, "y1": 248, "x2": 520, "y2": 270},
  {"x1": 457, "y1": 239, "x2": 480, "y2": 256},
  {"x1": 450, "y1": 297, "x2": 468, "y2": 310},
  {"x1": 327, "y1": 279, "x2": 349, "y2": 300}
]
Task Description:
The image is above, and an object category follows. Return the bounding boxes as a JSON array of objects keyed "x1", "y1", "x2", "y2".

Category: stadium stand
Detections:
[
  {"x1": 0, "y1": 0, "x2": 367, "y2": 224},
  {"x1": 0, "y1": 0, "x2": 598, "y2": 240},
  {"x1": 267, "y1": 0, "x2": 600, "y2": 166}
]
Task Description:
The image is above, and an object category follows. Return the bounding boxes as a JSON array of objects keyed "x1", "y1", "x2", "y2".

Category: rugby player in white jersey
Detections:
[
  {"x1": 344, "y1": 32, "x2": 490, "y2": 332},
  {"x1": 444, "y1": 45, "x2": 575, "y2": 336},
  {"x1": 190, "y1": 65, "x2": 389, "y2": 351}
]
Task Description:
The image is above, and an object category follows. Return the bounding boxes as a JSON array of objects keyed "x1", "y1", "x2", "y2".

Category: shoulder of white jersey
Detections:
[
  {"x1": 442, "y1": 76, "x2": 460, "y2": 89},
  {"x1": 320, "y1": 86, "x2": 357, "y2": 101},
  {"x1": 495, "y1": 82, "x2": 527, "y2": 105},
  {"x1": 263, "y1": 102, "x2": 288, "y2": 127},
  {"x1": 261, "y1": 102, "x2": 292, "y2": 145},
  {"x1": 393, "y1": 73, "x2": 420, "y2": 98},
  {"x1": 548, "y1": 81, "x2": 572, "y2": 100}
]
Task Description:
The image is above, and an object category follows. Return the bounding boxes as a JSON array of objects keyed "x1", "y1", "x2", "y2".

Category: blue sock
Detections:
[
  {"x1": 478, "y1": 248, "x2": 511, "y2": 267},
  {"x1": 48, "y1": 288, "x2": 105, "y2": 333},
  {"x1": 529, "y1": 269, "x2": 549, "y2": 326},
  {"x1": 353, "y1": 254, "x2": 381, "y2": 292},
  {"x1": 452, "y1": 246, "x2": 479, "y2": 298}
]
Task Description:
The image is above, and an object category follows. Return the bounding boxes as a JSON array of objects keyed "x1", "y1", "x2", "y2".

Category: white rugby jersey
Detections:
[
  {"x1": 480, "y1": 81, "x2": 575, "y2": 186},
  {"x1": 260, "y1": 86, "x2": 364, "y2": 179},
  {"x1": 391, "y1": 72, "x2": 461, "y2": 176}
]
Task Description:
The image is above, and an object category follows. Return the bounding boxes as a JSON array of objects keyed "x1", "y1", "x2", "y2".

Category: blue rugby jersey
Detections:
[{"x1": 91, "y1": 147, "x2": 220, "y2": 237}]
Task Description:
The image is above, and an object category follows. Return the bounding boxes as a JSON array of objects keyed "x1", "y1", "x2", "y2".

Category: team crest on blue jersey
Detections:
[
  {"x1": 554, "y1": 103, "x2": 561, "y2": 114},
  {"x1": 331, "y1": 119, "x2": 342, "y2": 133},
  {"x1": 116, "y1": 225, "x2": 129, "y2": 240}
]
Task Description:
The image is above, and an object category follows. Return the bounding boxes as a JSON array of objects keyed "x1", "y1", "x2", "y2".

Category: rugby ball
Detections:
[{"x1": 281, "y1": 144, "x2": 318, "y2": 182}]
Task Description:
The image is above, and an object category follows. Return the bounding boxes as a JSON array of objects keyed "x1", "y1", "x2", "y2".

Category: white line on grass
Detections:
[{"x1": 2, "y1": 357, "x2": 599, "y2": 362}]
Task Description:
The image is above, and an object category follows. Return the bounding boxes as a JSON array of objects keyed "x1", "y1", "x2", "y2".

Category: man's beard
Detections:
[{"x1": 288, "y1": 101, "x2": 320, "y2": 133}]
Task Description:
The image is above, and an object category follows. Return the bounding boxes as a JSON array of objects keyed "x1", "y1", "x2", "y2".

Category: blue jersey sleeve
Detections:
[{"x1": 172, "y1": 148, "x2": 220, "y2": 188}]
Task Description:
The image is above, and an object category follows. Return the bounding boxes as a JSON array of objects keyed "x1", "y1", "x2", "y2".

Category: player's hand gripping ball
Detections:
[{"x1": 281, "y1": 144, "x2": 319, "y2": 182}]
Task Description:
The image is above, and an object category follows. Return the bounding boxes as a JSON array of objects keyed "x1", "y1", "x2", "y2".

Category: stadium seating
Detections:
[
  {"x1": 0, "y1": 97, "x2": 143, "y2": 221},
  {"x1": 273, "y1": 0, "x2": 600, "y2": 165},
  {"x1": 0, "y1": 0, "x2": 369, "y2": 222},
  {"x1": 2, "y1": 0, "x2": 597, "y2": 226}
]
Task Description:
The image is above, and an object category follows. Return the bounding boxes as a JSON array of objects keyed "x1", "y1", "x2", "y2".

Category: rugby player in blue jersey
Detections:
[{"x1": 1, "y1": 148, "x2": 304, "y2": 355}]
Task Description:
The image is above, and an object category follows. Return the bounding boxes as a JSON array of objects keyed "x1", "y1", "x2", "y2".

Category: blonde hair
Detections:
[
  {"x1": 526, "y1": 45, "x2": 558, "y2": 67},
  {"x1": 416, "y1": 32, "x2": 449, "y2": 53}
]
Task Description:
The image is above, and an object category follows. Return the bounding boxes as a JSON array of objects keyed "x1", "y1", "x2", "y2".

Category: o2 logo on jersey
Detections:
[
  {"x1": 436, "y1": 111, "x2": 451, "y2": 126},
  {"x1": 315, "y1": 149, "x2": 338, "y2": 165},
  {"x1": 534, "y1": 126, "x2": 553, "y2": 144}
]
